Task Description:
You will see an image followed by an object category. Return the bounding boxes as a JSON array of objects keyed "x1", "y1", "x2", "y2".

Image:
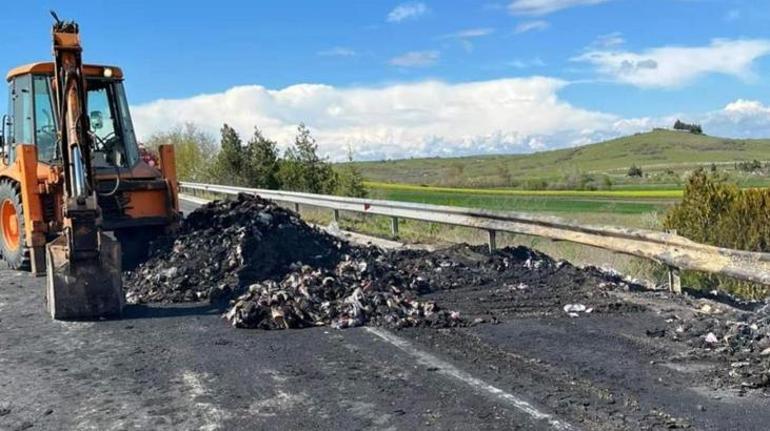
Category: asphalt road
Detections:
[{"x1": 0, "y1": 197, "x2": 768, "y2": 430}]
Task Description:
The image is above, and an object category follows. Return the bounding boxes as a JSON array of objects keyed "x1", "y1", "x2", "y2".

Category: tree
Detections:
[
  {"x1": 628, "y1": 164, "x2": 644, "y2": 178},
  {"x1": 279, "y1": 124, "x2": 337, "y2": 194},
  {"x1": 243, "y1": 128, "x2": 281, "y2": 189},
  {"x1": 145, "y1": 123, "x2": 216, "y2": 182},
  {"x1": 211, "y1": 124, "x2": 245, "y2": 185},
  {"x1": 673, "y1": 119, "x2": 703, "y2": 135},
  {"x1": 335, "y1": 146, "x2": 367, "y2": 198}
]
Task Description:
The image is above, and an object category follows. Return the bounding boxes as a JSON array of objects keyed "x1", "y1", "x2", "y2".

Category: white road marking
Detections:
[
  {"x1": 365, "y1": 327, "x2": 576, "y2": 431},
  {"x1": 181, "y1": 370, "x2": 229, "y2": 431}
]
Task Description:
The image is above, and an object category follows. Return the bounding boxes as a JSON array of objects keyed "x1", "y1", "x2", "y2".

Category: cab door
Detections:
[{"x1": 6, "y1": 74, "x2": 34, "y2": 164}]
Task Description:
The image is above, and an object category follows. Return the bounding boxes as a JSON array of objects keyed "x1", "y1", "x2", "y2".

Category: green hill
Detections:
[{"x1": 351, "y1": 130, "x2": 770, "y2": 188}]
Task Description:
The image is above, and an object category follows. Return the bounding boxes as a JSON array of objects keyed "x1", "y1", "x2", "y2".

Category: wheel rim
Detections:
[{"x1": 1, "y1": 199, "x2": 20, "y2": 251}]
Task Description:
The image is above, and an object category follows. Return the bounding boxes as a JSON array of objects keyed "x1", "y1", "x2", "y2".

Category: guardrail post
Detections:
[
  {"x1": 333, "y1": 209, "x2": 340, "y2": 223},
  {"x1": 487, "y1": 230, "x2": 497, "y2": 253},
  {"x1": 294, "y1": 203, "x2": 300, "y2": 213},
  {"x1": 668, "y1": 267, "x2": 682, "y2": 294},
  {"x1": 390, "y1": 217, "x2": 399, "y2": 239},
  {"x1": 666, "y1": 229, "x2": 682, "y2": 294}
]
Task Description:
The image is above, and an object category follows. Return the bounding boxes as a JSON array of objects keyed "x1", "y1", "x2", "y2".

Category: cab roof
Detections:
[{"x1": 6, "y1": 62, "x2": 124, "y2": 82}]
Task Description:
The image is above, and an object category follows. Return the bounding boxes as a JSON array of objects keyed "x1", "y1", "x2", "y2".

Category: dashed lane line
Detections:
[{"x1": 365, "y1": 327, "x2": 577, "y2": 431}]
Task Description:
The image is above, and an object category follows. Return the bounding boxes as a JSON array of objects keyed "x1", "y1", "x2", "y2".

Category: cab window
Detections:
[
  {"x1": 87, "y1": 80, "x2": 138, "y2": 168},
  {"x1": 12, "y1": 75, "x2": 33, "y2": 146},
  {"x1": 33, "y1": 76, "x2": 57, "y2": 162}
]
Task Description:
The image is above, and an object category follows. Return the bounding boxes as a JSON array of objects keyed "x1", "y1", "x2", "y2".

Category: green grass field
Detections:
[
  {"x1": 366, "y1": 182, "x2": 676, "y2": 216},
  {"x1": 366, "y1": 181, "x2": 682, "y2": 199}
]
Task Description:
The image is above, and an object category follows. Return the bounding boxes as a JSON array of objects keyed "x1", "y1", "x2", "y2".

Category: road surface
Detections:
[{"x1": 0, "y1": 197, "x2": 768, "y2": 430}]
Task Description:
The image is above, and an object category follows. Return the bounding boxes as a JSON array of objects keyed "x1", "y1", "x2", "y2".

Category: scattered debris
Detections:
[
  {"x1": 654, "y1": 292, "x2": 770, "y2": 391},
  {"x1": 224, "y1": 255, "x2": 463, "y2": 330}
]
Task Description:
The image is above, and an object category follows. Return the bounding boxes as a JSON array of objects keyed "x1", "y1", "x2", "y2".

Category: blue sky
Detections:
[{"x1": 2, "y1": 0, "x2": 770, "y2": 160}]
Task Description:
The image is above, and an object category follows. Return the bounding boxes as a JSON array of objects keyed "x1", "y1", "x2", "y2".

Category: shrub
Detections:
[
  {"x1": 664, "y1": 169, "x2": 770, "y2": 298},
  {"x1": 736, "y1": 159, "x2": 763, "y2": 173},
  {"x1": 627, "y1": 164, "x2": 643, "y2": 178},
  {"x1": 335, "y1": 147, "x2": 367, "y2": 198}
]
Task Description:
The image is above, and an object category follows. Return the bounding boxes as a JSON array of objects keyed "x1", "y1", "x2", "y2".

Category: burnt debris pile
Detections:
[
  {"x1": 124, "y1": 194, "x2": 347, "y2": 304},
  {"x1": 124, "y1": 194, "x2": 640, "y2": 331},
  {"x1": 225, "y1": 248, "x2": 462, "y2": 330}
]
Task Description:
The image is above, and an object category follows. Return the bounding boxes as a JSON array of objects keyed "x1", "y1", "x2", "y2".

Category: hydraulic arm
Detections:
[{"x1": 45, "y1": 14, "x2": 123, "y2": 319}]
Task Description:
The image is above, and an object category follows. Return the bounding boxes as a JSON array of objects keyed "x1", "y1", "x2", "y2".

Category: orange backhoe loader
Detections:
[{"x1": 0, "y1": 14, "x2": 179, "y2": 319}]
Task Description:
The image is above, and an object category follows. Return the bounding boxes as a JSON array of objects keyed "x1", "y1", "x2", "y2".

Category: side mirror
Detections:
[{"x1": 90, "y1": 111, "x2": 103, "y2": 130}]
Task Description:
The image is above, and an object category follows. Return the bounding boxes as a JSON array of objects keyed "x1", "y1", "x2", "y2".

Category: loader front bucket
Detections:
[{"x1": 45, "y1": 233, "x2": 124, "y2": 320}]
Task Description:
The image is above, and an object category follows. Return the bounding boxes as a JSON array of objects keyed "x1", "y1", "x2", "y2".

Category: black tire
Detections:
[
  {"x1": 114, "y1": 226, "x2": 164, "y2": 270},
  {"x1": 0, "y1": 180, "x2": 30, "y2": 270}
]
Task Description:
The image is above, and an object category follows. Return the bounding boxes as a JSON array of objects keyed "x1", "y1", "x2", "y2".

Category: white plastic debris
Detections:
[
  {"x1": 563, "y1": 304, "x2": 591, "y2": 318},
  {"x1": 564, "y1": 304, "x2": 587, "y2": 313},
  {"x1": 704, "y1": 332, "x2": 719, "y2": 344}
]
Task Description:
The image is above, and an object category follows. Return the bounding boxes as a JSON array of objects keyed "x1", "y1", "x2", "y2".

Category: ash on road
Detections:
[{"x1": 2, "y1": 195, "x2": 770, "y2": 430}]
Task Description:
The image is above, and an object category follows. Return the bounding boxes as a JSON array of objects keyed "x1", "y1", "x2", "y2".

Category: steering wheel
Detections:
[{"x1": 91, "y1": 132, "x2": 116, "y2": 151}]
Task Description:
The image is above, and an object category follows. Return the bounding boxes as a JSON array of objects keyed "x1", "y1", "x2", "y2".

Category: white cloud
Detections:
[
  {"x1": 514, "y1": 20, "x2": 550, "y2": 34},
  {"x1": 441, "y1": 28, "x2": 495, "y2": 39},
  {"x1": 389, "y1": 50, "x2": 440, "y2": 67},
  {"x1": 317, "y1": 47, "x2": 357, "y2": 57},
  {"x1": 387, "y1": 2, "x2": 429, "y2": 22},
  {"x1": 590, "y1": 32, "x2": 625, "y2": 49},
  {"x1": 131, "y1": 77, "x2": 623, "y2": 161},
  {"x1": 508, "y1": 57, "x2": 546, "y2": 68},
  {"x1": 703, "y1": 99, "x2": 770, "y2": 138},
  {"x1": 574, "y1": 39, "x2": 770, "y2": 88},
  {"x1": 439, "y1": 28, "x2": 494, "y2": 52},
  {"x1": 509, "y1": 0, "x2": 612, "y2": 15}
]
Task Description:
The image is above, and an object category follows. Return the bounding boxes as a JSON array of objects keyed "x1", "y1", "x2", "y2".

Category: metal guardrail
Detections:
[{"x1": 180, "y1": 181, "x2": 770, "y2": 288}]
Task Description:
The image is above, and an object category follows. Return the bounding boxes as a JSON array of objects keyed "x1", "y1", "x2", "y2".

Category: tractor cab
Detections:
[
  {"x1": 0, "y1": 61, "x2": 180, "y2": 281},
  {"x1": 3, "y1": 63, "x2": 140, "y2": 170}
]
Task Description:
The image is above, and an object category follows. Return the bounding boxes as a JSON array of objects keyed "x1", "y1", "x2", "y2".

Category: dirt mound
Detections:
[{"x1": 124, "y1": 194, "x2": 347, "y2": 304}]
